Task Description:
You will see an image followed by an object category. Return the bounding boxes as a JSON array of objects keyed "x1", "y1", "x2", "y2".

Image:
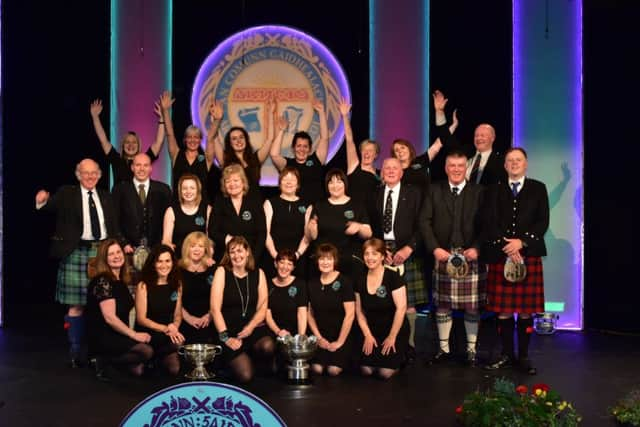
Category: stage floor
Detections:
[{"x1": 1, "y1": 311, "x2": 638, "y2": 427}]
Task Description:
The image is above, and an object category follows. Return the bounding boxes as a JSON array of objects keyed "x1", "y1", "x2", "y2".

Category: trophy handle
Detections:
[
  {"x1": 177, "y1": 346, "x2": 186, "y2": 356},
  {"x1": 213, "y1": 345, "x2": 222, "y2": 355}
]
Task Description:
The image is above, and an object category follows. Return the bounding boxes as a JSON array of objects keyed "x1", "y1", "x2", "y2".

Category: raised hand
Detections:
[
  {"x1": 311, "y1": 98, "x2": 325, "y2": 113},
  {"x1": 35, "y1": 190, "x2": 50, "y2": 205},
  {"x1": 338, "y1": 98, "x2": 351, "y2": 116},
  {"x1": 208, "y1": 98, "x2": 224, "y2": 120},
  {"x1": 153, "y1": 101, "x2": 162, "y2": 119},
  {"x1": 90, "y1": 99, "x2": 103, "y2": 117},
  {"x1": 432, "y1": 90, "x2": 448, "y2": 112},
  {"x1": 159, "y1": 91, "x2": 175, "y2": 111}
]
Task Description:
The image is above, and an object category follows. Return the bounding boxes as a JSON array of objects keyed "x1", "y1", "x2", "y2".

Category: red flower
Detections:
[
  {"x1": 455, "y1": 405, "x2": 463, "y2": 414},
  {"x1": 533, "y1": 383, "x2": 550, "y2": 393},
  {"x1": 63, "y1": 321, "x2": 71, "y2": 330},
  {"x1": 515, "y1": 385, "x2": 528, "y2": 395},
  {"x1": 526, "y1": 326, "x2": 534, "y2": 334}
]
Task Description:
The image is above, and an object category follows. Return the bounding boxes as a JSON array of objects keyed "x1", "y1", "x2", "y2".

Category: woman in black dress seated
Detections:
[
  {"x1": 263, "y1": 167, "x2": 310, "y2": 279},
  {"x1": 135, "y1": 245, "x2": 185, "y2": 376},
  {"x1": 86, "y1": 239, "x2": 153, "y2": 378},
  {"x1": 355, "y1": 238, "x2": 409, "y2": 380},
  {"x1": 307, "y1": 243, "x2": 355, "y2": 376},
  {"x1": 209, "y1": 164, "x2": 266, "y2": 264},
  {"x1": 266, "y1": 249, "x2": 308, "y2": 338},
  {"x1": 179, "y1": 231, "x2": 216, "y2": 344},
  {"x1": 210, "y1": 236, "x2": 274, "y2": 383},
  {"x1": 305, "y1": 168, "x2": 372, "y2": 279}
]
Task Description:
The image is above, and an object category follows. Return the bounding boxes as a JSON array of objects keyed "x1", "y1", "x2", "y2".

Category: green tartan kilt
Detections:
[
  {"x1": 402, "y1": 255, "x2": 426, "y2": 307},
  {"x1": 56, "y1": 245, "x2": 97, "y2": 305}
]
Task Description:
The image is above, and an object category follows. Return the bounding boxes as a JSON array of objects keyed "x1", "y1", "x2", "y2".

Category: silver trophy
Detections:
[
  {"x1": 277, "y1": 334, "x2": 318, "y2": 384},
  {"x1": 178, "y1": 343, "x2": 222, "y2": 380}
]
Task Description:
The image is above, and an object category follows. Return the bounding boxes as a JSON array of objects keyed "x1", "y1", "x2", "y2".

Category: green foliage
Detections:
[
  {"x1": 456, "y1": 378, "x2": 582, "y2": 427},
  {"x1": 611, "y1": 388, "x2": 640, "y2": 426}
]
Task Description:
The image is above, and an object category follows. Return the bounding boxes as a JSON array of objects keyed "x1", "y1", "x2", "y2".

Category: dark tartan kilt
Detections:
[
  {"x1": 433, "y1": 260, "x2": 487, "y2": 311},
  {"x1": 56, "y1": 245, "x2": 97, "y2": 305},
  {"x1": 401, "y1": 255, "x2": 426, "y2": 307},
  {"x1": 486, "y1": 257, "x2": 545, "y2": 314}
]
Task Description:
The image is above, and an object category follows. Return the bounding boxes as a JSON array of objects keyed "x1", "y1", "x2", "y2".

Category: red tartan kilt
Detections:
[{"x1": 486, "y1": 257, "x2": 545, "y2": 314}]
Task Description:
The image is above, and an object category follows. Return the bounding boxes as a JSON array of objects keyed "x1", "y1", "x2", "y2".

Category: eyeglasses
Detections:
[{"x1": 79, "y1": 171, "x2": 100, "y2": 177}]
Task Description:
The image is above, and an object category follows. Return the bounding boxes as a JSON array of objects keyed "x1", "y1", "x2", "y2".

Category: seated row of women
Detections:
[{"x1": 87, "y1": 234, "x2": 408, "y2": 382}]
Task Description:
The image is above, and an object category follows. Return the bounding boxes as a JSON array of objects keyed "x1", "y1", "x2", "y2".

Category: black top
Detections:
[
  {"x1": 268, "y1": 277, "x2": 308, "y2": 334},
  {"x1": 172, "y1": 149, "x2": 209, "y2": 198},
  {"x1": 180, "y1": 266, "x2": 216, "y2": 317},
  {"x1": 86, "y1": 275, "x2": 134, "y2": 348},
  {"x1": 348, "y1": 166, "x2": 380, "y2": 220},
  {"x1": 268, "y1": 196, "x2": 308, "y2": 254},
  {"x1": 106, "y1": 145, "x2": 158, "y2": 187},
  {"x1": 221, "y1": 269, "x2": 260, "y2": 335},
  {"x1": 354, "y1": 269, "x2": 406, "y2": 339},
  {"x1": 136, "y1": 283, "x2": 178, "y2": 330},
  {"x1": 286, "y1": 153, "x2": 325, "y2": 205},
  {"x1": 210, "y1": 194, "x2": 266, "y2": 263},
  {"x1": 171, "y1": 201, "x2": 208, "y2": 258},
  {"x1": 401, "y1": 152, "x2": 431, "y2": 197},
  {"x1": 307, "y1": 274, "x2": 354, "y2": 341}
]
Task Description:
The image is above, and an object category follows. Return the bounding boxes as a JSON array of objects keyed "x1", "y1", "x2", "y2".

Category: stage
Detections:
[{"x1": 0, "y1": 309, "x2": 637, "y2": 427}]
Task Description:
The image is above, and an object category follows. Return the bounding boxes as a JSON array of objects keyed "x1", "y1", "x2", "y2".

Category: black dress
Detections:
[
  {"x1": 209, "y1": 195, "x2": 266, "y2": 263},
  {"x1": 217, "y1": 269, "x2": 269, "y2": 362},
  {"x1": 286, "y1": 153, "x2": 325, "y2": 205},
  {"x1": 106, "y1": 145, "x2": 158, "y2": 187},
  {"x1": 401, "y1": 152, "x2": 431, "y2": 198},
  {"x1": 307, "y1": 274, "x2": 355, "y2": 369},
  {"x1": 172, "y1": 149, "x2": 210, "y2": 201},
  {"x1": 86, "y1": 274, "x2": 137, "y2": 357},
  {"x1": 347, "y1": 166, "x2": 381, "y2": 223},
  {"x1": 354, "y1": 269, "x2": 409, "y2": 369},
  {"x1": 180, "y1": 266, "x2": 216, "y2": 344},
  {"x1": 268, "y1": 277, "x2": 308, "y2": 335},
  {"x1": 265, "y1": 195, "x2": 308, "y2": 278},
  {"x1": 135, "y1": 283, "x2": 179, "y2": 349},
  {"x1": 171, "y1": 201, "x2": 208, "y2": 258},
  {"x1": 312, "y1": 198, "x2": 369, "y2": 278}
]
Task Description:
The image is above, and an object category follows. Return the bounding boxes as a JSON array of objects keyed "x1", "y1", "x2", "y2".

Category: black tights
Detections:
[
  {"x1": 111, "y1": 343, "x2": 154, "y2": 376},
  {"x1": 230, "y1": 336, "x2": 275, "y2": 383},
  {"x1": 156, "y1": 343, "x2": 181, "y2": 376}
]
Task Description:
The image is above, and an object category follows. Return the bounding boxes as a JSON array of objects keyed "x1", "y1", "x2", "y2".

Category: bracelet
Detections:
[
  {"x1": 158, "y1": 121, "x2": 165, "y2": 124},
  {"x1": 219, "y1": 330, "x2": 229, "y2": 343}
]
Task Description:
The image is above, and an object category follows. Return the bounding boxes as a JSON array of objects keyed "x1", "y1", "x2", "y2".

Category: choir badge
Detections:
[
  {"x1": 446, "y1": 248, "x2": 469, "y2": 280},
  {"x1": 504, "y1": 257, "x2": 527, "y2": 283},
  {"x1": 133, "y1": 238, "x2": 151, "y2": 271}
]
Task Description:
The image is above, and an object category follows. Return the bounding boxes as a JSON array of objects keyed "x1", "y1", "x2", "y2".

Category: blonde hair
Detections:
[
  {"x1": 220, "y1": 164, "x2": 249, "y2": 196},
  {"x1": 179, "y1": 231, "x2": 214, "y2": 268}
]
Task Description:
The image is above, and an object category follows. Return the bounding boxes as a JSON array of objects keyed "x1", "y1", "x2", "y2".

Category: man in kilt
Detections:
[
  {"x1": 419, "y1": 150, "x2": 486, "y2": 366},
  {"x1": 36, "y1": 159, "x2": 119, "y2": 367},
  {"x1": 482, "y1": 147, "x2": 549, "y2": 375},
  {"x1": 370, "y1": 157, "x2": 426, "y2": 362}
]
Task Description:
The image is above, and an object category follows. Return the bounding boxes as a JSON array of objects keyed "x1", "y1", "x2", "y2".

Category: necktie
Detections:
[
  {"x1": 88, "y1": 190, "x2": 101, "y2": 240},
  {"x1": 452, "y1": 186, "x2": 459, "y2": 196},
  {"x1": 469, "y1": 153, "x2": 482, "y2": 183},
  {"x1": 138, "y1": 184, "x2": 146, "y2": 205},
  {"x1": 383, "y1": 189, "x2": 393, "y2": 233},
  {"x1": 511, "y1": 182, "x2": 521, "y2": 196}
]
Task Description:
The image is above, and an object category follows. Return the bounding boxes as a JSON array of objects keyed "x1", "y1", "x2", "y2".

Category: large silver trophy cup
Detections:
[
  {"x1": 277, "y1": 334, "x2": 317, "y2": 384},
  {"x1": 178, "y1": 343, "x2": 222, "y2": 380}
]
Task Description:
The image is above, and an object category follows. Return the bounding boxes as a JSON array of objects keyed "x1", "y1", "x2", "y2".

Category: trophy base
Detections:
[
  {"x1": 185, "y1": 366, "x2": 216, "y2": 381},
  {"x1": 287, "y1": 361, "x2": 311, "y2": 384}
]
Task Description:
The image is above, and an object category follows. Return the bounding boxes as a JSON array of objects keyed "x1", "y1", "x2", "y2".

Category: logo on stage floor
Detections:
[
  {"x1": 192, "y1": 25, "x2": 351, "y2": 186},
  {"x1": 120, "y1": 382, "x2": 286, "y2": 427}
]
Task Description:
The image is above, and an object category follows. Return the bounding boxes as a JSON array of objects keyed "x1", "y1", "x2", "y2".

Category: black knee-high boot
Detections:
[{"x1": 517, "y1": 317, "x2": 536, "y2": 375}]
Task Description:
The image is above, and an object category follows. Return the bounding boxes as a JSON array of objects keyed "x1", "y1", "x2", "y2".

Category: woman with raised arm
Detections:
[
  {"x1": 135, "y1": 245, "x2": 185, "y2": 376},
  {"x1": 160, "y1": 91, "x2": 222, "y2": 200},
  {"x1": 306, "y1": 243, "x2": 355, "y2": 376},
  {"x1": 339, "y1": 98, "x2": 381, "y2": 220},
  {"x1": 209, "y1": 165, "x2": 266, "y2": 264},
  {"x1": 354, "y1": 238, "x2": 408, "y2": 380},
  {"x1": 263, "y1": 166, "x2": 310, "y2": 279},
  {"x1": 178, "y1": 231, "x2": 216, "y2": 344},
  {"x1": 210, "y1": 236, "x2": 273, "y2": 383},
  {"x1": 305, "y1": 168, "x2": 372, "y2": 278},
  {"x1": 86, "y1": 239, "x2": 153, "y2": 380},
  {"x1": 90, "y1": 99, "x2": 165, "y2": 186},
  {"x1": 269, "y1": 99, "x2": 329, "y2": 204},
  {"x1": 162, "y1": 174, "x2": 211, "y2": 258}
]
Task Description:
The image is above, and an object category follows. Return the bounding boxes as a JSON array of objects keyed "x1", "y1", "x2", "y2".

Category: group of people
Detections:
[{"x1": 36, "y1": 89, "x2": 549, "y2": 382}]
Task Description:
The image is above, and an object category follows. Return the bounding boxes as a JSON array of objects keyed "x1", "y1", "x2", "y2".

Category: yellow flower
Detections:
[
  {"x1": 546, "y1": 401, "x2": 553, "y2": 406},
  {"x1": 535, "y1": 389, "x2": 542, "y2": 396},
  {"x1": 558, "y1": 401, "x2": 568, "y2": 411}
]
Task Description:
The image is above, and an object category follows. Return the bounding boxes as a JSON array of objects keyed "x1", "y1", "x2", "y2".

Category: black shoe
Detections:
[
  {"x1": 69, "y1": 357, "x2": 84, "y2": 369},
  {"x1": 484, "y1": 354, "x2": 513, "y2": 371},
  {"x1": 406, "y1": 345, "x2": 416, "y2": 365},
  {"x1": 465, "y1": 350, "x2": 477, "y2": 367},
  {"x1": 94, "y1": 357, "x2": 111, "y2": 382},
  {"x1": 518, "y1": 358, "x2": 537, "y2": 375},
  {"x1": 428, "y1": 350, "x2": 452, "y2": 365}
]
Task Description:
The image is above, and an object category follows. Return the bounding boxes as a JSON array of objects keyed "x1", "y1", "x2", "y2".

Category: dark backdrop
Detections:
[{"x1": 1, "y1": 0, "x2": 636, "y2": 332}]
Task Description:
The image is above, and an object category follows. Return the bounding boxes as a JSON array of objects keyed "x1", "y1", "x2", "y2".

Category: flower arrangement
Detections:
[
  {"x1": 610, "y1": 388, "x2": 640, "y2": 426},
  {"x1": 456, "y1": 378, "x2": 582, "y2": 427}
]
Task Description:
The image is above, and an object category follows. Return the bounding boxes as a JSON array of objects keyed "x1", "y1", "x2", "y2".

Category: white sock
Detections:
[
  {"x1": 464, "y1": 312, "x2": 480, "y2": 352},
  {"x1": 435, "y1": 312, "x2": 452, "y2": 353}
]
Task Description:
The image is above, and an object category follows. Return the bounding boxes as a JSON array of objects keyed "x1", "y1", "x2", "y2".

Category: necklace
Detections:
[{"x1": 233, "y1": 273, "x2": 250, "y2": 318}]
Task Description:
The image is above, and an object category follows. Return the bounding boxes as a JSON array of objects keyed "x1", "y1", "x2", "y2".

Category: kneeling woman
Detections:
[
  {"x1": 86, "y1": 239, "x2": 153, "y2": 377},
  {"x1": 355, "y1": 238, "x2": 408, "y2": 380},
  {"x1": 135, "y1": 245, "x2": 185, "y2": 376},
  {"x1": 266, "y1": 249, "x2": 308, "y2": 338},
  {"x1": 307, "y1": 243, "x2": 355, "y2": 376},
  {"x1": 210, "y1": 236, "x2": 274, "y2": 383}
]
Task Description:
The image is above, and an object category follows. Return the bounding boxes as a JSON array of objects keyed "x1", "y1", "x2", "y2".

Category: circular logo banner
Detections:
[
  {"x1": 191, "y1": 25, "x2": 351, "y2": 186},
  {"x1": 120, "y1": 382, "x2": 286, "y2": 427}
]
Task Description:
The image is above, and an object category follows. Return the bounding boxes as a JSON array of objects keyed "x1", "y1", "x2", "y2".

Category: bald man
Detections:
[{"x1": 36, "y1": 158, "x2": 119, "y2": 367}]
